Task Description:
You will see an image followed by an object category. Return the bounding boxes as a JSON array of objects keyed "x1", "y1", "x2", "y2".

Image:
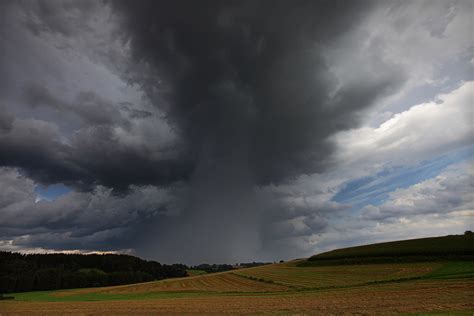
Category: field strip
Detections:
[{"x1": 3, "y1": 278, "x2": 473, "y2": 314}]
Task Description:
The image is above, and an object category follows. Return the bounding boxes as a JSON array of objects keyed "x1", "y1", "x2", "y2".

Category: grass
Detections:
[
  {"x1": 425, "y1": 261, "x2": 474, "y2": 279},
  {"x1": 11, "y1": 289, "x2": 211, "y2": 302}
]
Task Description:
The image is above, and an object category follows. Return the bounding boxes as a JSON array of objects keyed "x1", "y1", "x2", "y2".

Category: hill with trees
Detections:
[{"x1": 0, "y1": 252, "x2": 187, "y2": 293}]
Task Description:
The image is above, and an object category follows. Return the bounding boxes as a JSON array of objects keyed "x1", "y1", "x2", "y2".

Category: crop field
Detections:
[
  {"x1": 232, "y1": 260, "x2": 443, "y2": 289},
  {"x1": 2, "y1": 260, "x2": 473, "y2": 315},
  {"x1": 2, "y1": 279, "x2": 473, "y2": 315},
  {"x1": 306, "y1": 234, "x2": 474, "y2": 265}
]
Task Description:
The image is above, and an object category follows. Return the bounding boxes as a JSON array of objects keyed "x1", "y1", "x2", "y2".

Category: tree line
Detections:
[
  {"x1": 189, "y1": 262, "x2": 271, "y2": 273},
  {"x1": 0, "y1": 251, "x2": 187, "y2": 293},
  {"x1": 190, "y1": 263, "x2": 234, "y2": 273}
]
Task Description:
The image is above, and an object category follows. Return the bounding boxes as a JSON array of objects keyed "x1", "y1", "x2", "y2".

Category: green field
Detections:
[{"x1": 2, "y1": 235, "x2": 473, "y2": 314}]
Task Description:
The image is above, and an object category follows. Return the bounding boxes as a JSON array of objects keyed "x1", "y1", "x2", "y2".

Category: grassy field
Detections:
[{"x1": 1, "y1": 235, "x2": 473, "y2": 314}]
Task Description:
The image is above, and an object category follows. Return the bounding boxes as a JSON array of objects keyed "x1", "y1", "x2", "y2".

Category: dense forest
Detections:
[{"x1": 0, "y1": 252, "x2": 187, "y2": 293}]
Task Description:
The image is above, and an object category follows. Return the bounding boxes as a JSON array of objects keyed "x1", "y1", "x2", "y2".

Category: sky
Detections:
[{"x1": 0, "y1": 0, "x2": 472, "y2": 264}]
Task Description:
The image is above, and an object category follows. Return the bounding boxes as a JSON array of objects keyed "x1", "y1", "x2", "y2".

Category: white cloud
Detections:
[
  {"x1": 323, "y1": 0, "x2": 473, "y2": 123},
  {"x1": 361, "y1": 161, "x2": 474, "y2": 221},
  {"x1": 0, "y1": 239, "x2": 133, "y2": 255},
  {"x1": 259, "y1": 81, "x2": 474, "y2": 258},
  {"x1": 311, "y1": 209, "x2": 474, "y2": 255},
  {"x1": 304, "y1": 160, "x2": 473, "y2": 255},
  {"x1": 333, "y1": 81, "x2": 473, "y2": 172},
  {"x1": 366, "y1": 0, "x2": 472, "y2": 86}
]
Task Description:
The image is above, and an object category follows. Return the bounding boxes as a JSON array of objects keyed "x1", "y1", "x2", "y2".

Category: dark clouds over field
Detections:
[{"x1": 0, "y1": 0, "x2": 472, "y2": 263}]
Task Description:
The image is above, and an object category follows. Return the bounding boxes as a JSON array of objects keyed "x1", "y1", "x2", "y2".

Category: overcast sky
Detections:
[{"x1": 0, "y1": 0, "x2": 472, "y2": 264}]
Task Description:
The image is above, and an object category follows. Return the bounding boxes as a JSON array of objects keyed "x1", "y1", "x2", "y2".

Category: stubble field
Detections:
[{"x1": 2, "y1": 260, "x2": 473, "y2": 315}]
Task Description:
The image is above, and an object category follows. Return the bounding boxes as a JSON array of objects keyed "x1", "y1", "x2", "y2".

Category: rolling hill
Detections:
[
  {"x1": 301, "y1": 233, "x2": 474, "y2": 266},
  {"x1": 2, "y1": 234, "x2": 473, "y2": 314}
]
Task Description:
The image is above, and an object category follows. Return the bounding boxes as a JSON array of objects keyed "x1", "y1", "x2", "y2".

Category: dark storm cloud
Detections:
[
  {"x1": 21, "y1": 0, "x2": 98, "y2": 37},
  {"x1": 0, "y1": 0, "x2": 191, "y2": 191},
  {"x1": 0, "y1": 167, "x2": 184, "y2": 252},
  {"x1": 112, "y1": 0, "x2": 402, "y2": 184},
  {"x1": 0, "y1": 0, "x2": 411, "y2": 263},
  {"x1": 119, "y1": 102, "x2": 153, "y2": 119},
  {"x1": 1, "y1": 0, "x2": 404, "y2": 190},
  {"x1": 103, "y1": 0, "x2": 407, "y2": 263},
  {"x1": 0, "y1": 106, "x2": 14, "y2": 132},
  {"x1": 0, "y1": 113, "x2": 190, "y2": 191},
  {"x1": 23, "y1": 84, "x2": 123, "y2": 126}
]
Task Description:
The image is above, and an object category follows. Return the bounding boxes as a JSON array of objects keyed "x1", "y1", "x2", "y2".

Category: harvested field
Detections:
[
  {"x1": 99, "y1": 271, "x2": 288, "y2": 294},
  {"x1": 233, "y1": 260, "x2": 442, "y2": 288},
  {"x1": 2, "y1": 279, "x2": 473, "y2": 315},
  {"x1": 2, "y1": 260, "x2": 473, "y2": 314}
]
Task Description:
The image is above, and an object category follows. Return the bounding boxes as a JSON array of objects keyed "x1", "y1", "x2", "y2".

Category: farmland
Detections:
[
  {"x1": 1, "y1": 235, "x2": 473, "y2": 314},
  {"x1": 2, "y1": 260, "x2": 473, "y2": 314}
]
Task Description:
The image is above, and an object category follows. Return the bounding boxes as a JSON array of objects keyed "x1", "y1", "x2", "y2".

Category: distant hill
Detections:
[{"x1": 300, "y1": 233, "x2": 474, "y2": 266}]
